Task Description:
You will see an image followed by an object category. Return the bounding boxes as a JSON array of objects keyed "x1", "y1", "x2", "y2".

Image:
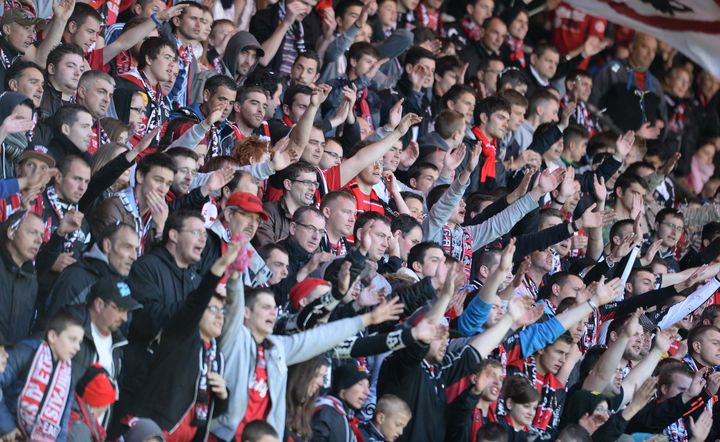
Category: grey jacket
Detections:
[
  {"x1": 210, "y1": 275, "x2": 367, "y2": 439},
  {"x1": 422, "y1": 176, "x2": 538, "y2": 252}
]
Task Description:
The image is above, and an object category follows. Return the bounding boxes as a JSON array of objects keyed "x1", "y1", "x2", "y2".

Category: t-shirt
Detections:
[
  {"x1": 235, "y1": 345, "x2": 270, "y2": 438},
  {"x1": 91, "y1": 323, "x2": 114, "y2": 378}
]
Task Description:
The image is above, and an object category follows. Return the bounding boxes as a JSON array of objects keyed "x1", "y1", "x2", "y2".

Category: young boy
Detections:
[
  {"x1": 242, "y1": 420, "x2": 279, "y2": 442},
  {"x1": 0, "y1": 309, "x2": 85, "y2": 441},
  {"x1": 360, "y1": 394, "x2": 413, "y2": 442}
]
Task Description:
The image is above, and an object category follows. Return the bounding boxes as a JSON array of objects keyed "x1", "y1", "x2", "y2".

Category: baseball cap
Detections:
[
  {"x1": 226, "y1": 192, "x2": 269, "y2": 220},
  {"x1": 89, "y1": 277, "x2": 142, "y2": 312},
  {"x1": 19, "y1": 144, "x2": 55, "y2": 168},
  {"x1": 1, "y1": 8, "x2": 46, "y2": 28}
]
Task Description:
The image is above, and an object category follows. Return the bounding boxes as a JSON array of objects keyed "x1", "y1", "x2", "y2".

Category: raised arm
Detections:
[
  {"x1": 24, "y1": 0, "x2": 75, "y2": 68},
  {"x1": 103, "y1": 5, "x2": 185, "y2": 63},
  {"x1": 339, "y1": 113, "x2": 421, "y2": 186}
]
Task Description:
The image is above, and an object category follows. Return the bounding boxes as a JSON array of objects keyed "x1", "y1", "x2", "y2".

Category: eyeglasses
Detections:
[
  {"x1": 323, "y1": 150, "x2": 342, "y2": 160},
  {"x1": 660, "y1": 222, "x2": 684, "y2": 232},
  {"x1": 206, "y1": 305, "x2": 228, "y2": 316},
  {"x1": 180, "y1": 229, "x2": 208, "y2": 238},
  {"x1": 291, "y1": 179, "x2": 320, "y2": 188},
  {"x1": 129, "y1": 106, "x2": 145, "y2": 114},
  {"x1": 294, "y1": 222, "x2": 327, "y2": 237},
  {"x1": 373, "y1": 159, "x2": 385, "y2": 168}
]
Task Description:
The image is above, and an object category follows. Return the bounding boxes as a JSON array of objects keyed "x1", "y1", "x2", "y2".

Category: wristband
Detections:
[{"x1": 151, "y1": 13, "x2": 163, "y2": 27}]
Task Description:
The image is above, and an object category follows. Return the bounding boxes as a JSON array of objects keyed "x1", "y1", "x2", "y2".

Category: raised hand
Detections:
[
  {"x1": 498, "y1": 238, "x2": 516, "y2": 273},
  {"x1": 684, "y1": 368, "x2": 708, "y2": 402},
  {"x1": 593, "y1": 276, "x2": 622, "y2": 305},
  {"x1": 310, "y1": 84, "x2": 333, "y2": 107},
  {"x1": 443, "y1": 144, "x2": 466, "y2": 173},
  {"x1": 464, "y1": 142, "x2": 483, "y2": 173},
  {"x1": 367, "y1": 57, "x2": 390, "y2": 80},
  {"x1": 578, "y1": 203, "x2": 603, "y2": 229},
  {"x1": 531, "y1": 168, "x2": 565, "y2": 198},
  {"x1": 203, "y1": 167, "x2": 235, "y2": 194},
  {"x1": 321, "y1": 7, "x2": 337, "y2": 37},
  {"x1": 689, "y1": 409, "x2": 712, "y2": 442},
  {"x1": 557, "y1": 167, "x2": 577, "y2": 200},
  {"x1": 581, "y1": 35, "x2": 610, "y2": 58},
  {"x1": 399, "y1": 141, "x2": 419, "y2": 169},
  {"x1": 58, "y1": 209, "x2": 84, "y2": 235},
  {"x1": 157, "y1": 3, "x2": 187, "y2": 22},
  {"x1": 0, "y1": 114, "x2": 34, "y2": 138},
  {"x1": 357, "y1": 220, "x2": 375, "y2": 256},
  {"x1": 284, "y1": 0, "x2": 310, "y2": 24},
  {"x1": 337, "y1": 261, "x2": 352, "y2": 296},
  {"x1": 271, "y1": 139, "x2": 300, "y2": 171},
  {"x1": 368, "y1": 296, "x2": 404, "y2": 325},
  {"x1": 636, "y1": 122, "x2": 660, "y2": 140},
  {"x1": 507, "y1": 295, "x2": 544, "y2": 328},
  {"x1": 592, "y1": 173, "x2": 607, "y2": 203},
  {"x1": 127, "y1": 127, "x2": 161, "y2": 162},
  {"x1": 53, "y1": 0, "x2": 76, "y2": 20},
  {"x1": 411, "y1": 318, "x2": 445, "y2": 343},
  {"x1": 386, "y1": 98, "x2": 404, "y2": 130},
  {"x1": 615, "y1": 130, "x2": 636, "y2": 159},
  {"x1": 621, "y1": 309, "x2": 644, "y2": 338},
  {"x1": 659, "y1": 152, "x2": 681, "y2": 177},
  {"x1": 395, "y1": 113, "x2": 422, "y2": 136},
  {"x1": 560, "y1": 101, "x2": 576, "y2": 127}
]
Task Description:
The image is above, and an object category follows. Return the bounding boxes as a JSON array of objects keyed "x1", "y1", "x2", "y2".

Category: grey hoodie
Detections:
[
  {"x1": 209, "y1": 275, "x2": 367, "y2": 439},
  {"x1": 189, "y1": 31, "x2": 264, "y2": 103}
]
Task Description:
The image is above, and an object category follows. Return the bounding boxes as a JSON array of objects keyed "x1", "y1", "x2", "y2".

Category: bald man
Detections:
[{"x1": 589, "y1": 33, "x2": 666, "y2": 133}]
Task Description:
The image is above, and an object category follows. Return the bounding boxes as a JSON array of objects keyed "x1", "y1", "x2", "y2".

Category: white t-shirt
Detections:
[{"x1": 91, "y1": 323, "x2": 114, "y2": 378}]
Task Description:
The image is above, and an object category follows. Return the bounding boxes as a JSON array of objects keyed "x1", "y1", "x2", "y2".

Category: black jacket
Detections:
[
  {"x1": 70, "y1": 305, "x2": 128, "y2": 387},
  {"x1": 249, "y1": 3, "x2": 322, "y2": 74},
  {"x1": 42, "y1": 245, "x2": 122, "y2": 330},
  {"x1": 0, "y1": 245, "x2": 38, "y2": 345},
  {"x1": 131, "y1": 272, "x2": 228, "y2": 439},
  {"x1": 122, "y1": 246, "x2": 201, "y2": 397},
  {"x1": 377, "y1": 342, "x2": 482, "y2": 442},
  {"x1": 310, "y1": 395, "x2": 357, "y2": 442},
  {"x1": 445, "y1": 387, "x2": 499, "y2": 442},
  {"x1": 46, "y1": 132, "x2": 93, "y2": 165}
]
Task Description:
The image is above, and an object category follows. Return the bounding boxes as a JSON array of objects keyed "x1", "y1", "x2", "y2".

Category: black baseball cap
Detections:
[{"x1": 89, "y1": 277, "x2": 142, "y2": 311}]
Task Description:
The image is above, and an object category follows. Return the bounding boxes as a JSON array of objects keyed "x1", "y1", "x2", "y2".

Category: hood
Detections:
[
  {"x1": 223, "y1": 31, "x2": 264, "y2": 79},
  {"x1": 84, "y1": 243, "x2": 110, "y2": 265},
  {"x1": 0, "y1": 91, "x2": 33, "y2": 122},
  {"x1": 418, "y1": 131, "x2": 450, "y2": 152}
]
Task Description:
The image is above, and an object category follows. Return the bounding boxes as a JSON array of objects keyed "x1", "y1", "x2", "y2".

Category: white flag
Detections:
[{"x1": 566, "y1": 0, "x2": 720, "y2": 76}]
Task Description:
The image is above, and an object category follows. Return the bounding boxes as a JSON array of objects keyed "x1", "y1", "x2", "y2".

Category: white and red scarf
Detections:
[
  {"x1": 18, "y1": 342, "x2": 72, "y2": 441},
  {"x1": 441, "y1": 224, "x2": 473, "y2": 276}
]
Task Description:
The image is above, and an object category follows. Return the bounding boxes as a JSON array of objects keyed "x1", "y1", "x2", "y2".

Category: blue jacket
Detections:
[{"x1": 0, "y1": 339, "x2": 73, "y2": 441}]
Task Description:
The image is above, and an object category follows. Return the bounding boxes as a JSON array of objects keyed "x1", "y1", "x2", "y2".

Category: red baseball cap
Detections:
[
  {"x1": 289, "y1": 278, "x2": 330, "y2": 310},
  {"x1": 226, "y1": 192, "x2": 269, "y2": 220}
]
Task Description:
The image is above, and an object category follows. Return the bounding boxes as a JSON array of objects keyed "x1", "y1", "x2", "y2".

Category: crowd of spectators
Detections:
[{"x1": 0, "y1": 0, "x2": 720, "y2": 441}]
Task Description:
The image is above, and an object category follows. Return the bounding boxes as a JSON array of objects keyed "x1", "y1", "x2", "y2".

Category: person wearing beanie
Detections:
[
  {"x1": 68, "y1": 364, "x2": 118, "y2": 442},
  {"x1": 288, "y1": 277, "x2": 331, "y2": 312},
  {"x1": 528, "y1": 123, "x2": 564, "y2": 172},
  {"x1": 122, "y1": 418, "x2": 166, "y2": 442},
  {"x1": 311, "y1": 362, "x2": 371, "y2": 442}
]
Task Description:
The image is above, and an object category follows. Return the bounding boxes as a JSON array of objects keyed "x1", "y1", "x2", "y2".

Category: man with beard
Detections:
[
  {"x1": 75, "y1": 71, "x2": 115, "y2": 156},
  {"x1": 166, "y1": 148, "x2": 234, "y2": 212},
  {"x1": 319, "y1": 191, "x2": 357, "y2": 257},
  {"x1": 255, "y1": 161, "x2": 317, "y2": 246},
  {"x1": 4, "y1": 61, "x2": 44, "y2": 108},
  {"x1": 175, "y1": 74, "x2": 239, "y2": 157},
  {"x1": 232, "y1": 85, "x2": 272, "y2": 141}
]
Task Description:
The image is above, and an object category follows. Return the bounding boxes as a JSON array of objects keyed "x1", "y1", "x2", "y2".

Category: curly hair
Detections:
[{"x1": 232, "y1": 135, "x2": 270, "y2": 166}]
